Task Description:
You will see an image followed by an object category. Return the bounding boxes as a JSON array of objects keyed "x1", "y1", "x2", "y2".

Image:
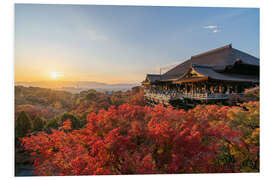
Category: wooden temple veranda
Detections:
[{"x1": 142, "y1": 44, "x2": 259, "y2": 106}]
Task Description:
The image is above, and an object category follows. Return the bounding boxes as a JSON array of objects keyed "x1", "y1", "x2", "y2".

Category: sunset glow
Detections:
[
  {"x1": 15, "y1": 4, "x2": 259, "y2": 84},
  {"x1": 50, "y1": 72, "x2": 62, "y2": 80}
]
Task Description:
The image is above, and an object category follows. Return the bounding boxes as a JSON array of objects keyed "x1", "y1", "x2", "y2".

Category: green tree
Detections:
[
  {"x1": 15, "y1": 111, "x2": 32, "y2": 139},
  {"x1": 32, "y1": 115, "x2": 45, "y2": 132},
  {"x1": 60, "y1": 113, "x2": 83, "y2": 129},
  {"x1": 45, "y1": 118, "x2": 60, "y2": 133}
]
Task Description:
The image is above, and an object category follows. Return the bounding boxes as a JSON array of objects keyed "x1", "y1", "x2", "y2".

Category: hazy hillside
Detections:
[{"x1": 15, "y1": 81, "x2": 140, "y2": 93}]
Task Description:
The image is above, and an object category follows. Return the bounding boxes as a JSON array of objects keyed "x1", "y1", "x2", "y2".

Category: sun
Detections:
[{"x1": 50, "y1": 72, "x2": 62, "y2": 80}]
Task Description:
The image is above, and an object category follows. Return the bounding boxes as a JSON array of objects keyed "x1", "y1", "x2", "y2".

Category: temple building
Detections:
[{"x1": 142, "y1": 44, "x2": 259, "y2": 106}]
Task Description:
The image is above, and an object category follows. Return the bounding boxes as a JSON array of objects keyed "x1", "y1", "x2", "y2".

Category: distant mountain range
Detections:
[{"x1": 15, "y1": 81, "x2": 140, "y2": 93}]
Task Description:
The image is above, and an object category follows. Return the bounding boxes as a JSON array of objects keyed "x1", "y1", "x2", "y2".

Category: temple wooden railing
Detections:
[
  {"x1": 144, "y1": 91, "x2": 244, "y2": 102},
  {"x1": 144, "y1": 92, "x2": 171, "y2": 105},
  {"x1": 182, "y1": 93, "x2": 229, "y2": 100}
]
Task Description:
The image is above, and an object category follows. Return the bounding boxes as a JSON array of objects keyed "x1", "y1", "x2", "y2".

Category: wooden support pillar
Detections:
[{"x1": 219, "y1": 84, "x2": 222, "y2": 93}]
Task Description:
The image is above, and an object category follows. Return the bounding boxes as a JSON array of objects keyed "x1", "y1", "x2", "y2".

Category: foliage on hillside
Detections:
[
  {"x1": 21, "y1": 101, "x2": 259, "y2": 175},
  {"x1": 70, "y1": 87, "x2": 145, "y2": 118},
  {"x1": 15, "y1": 86, "x2": 75, "y2": 109},
  {"x1": 15, "y1": 86, "x2": 145, "y2": 120},
  {"x1": 228, "y1": 86, "x2": 259, "y2": 105},
  {"x1": 15, "y1": 86, "x2": 259, "y2": 175}
]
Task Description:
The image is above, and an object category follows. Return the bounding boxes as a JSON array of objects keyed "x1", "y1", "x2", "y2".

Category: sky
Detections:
[{"x1": 15, "y1": 4, "x2": 259, "y2": 84}]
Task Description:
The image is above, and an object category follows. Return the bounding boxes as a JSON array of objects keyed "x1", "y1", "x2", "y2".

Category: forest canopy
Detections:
[{"x1": 15, "y1": 85, "x2": 259, "y2": 175}]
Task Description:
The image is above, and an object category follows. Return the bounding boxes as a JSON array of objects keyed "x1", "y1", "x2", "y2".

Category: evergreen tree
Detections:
[
  {"x1": 32, "y1": 115, "x2": 45, "y2": 132},
  {"x1": 15, "y1": 111, "x2": 32, "y2": 139},
  {"x1": 61, "y1": 113, "x2": 82, "y2": 129},
  {"x1": 45, "y1": 118, "x2": 60, "y2": 133}
]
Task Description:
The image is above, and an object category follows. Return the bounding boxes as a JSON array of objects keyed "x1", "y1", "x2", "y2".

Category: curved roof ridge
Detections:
[
  {"x1": 191, "y1": 44, "x2": 232, "y2": 59},
  {"x1": 162, "y1": 44, "x2": 259, "y2": 77},
  {"x1": 191, "y1": 64, "x2": 213, "y2": 68},
  {"x1": 146, "y1": 74, "x2": 161, "y2": 76}
]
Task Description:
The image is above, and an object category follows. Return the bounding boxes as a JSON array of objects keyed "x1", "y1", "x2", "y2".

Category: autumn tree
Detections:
[
  {"x1": 128, "y1": 89, "x2": 145, "y2": 106},
  {"x1": 226, "y1": 101, "x2": 260, "y2": 171},
  {"x1": 110, "y1": 91, "x2": 128, "y2": 106},
  {"x1": 86, "y1": 90, "x2": 97, "y2": 101},
  {"x1": 22, "y1": 102, "x2": 259, "y2": 175}
]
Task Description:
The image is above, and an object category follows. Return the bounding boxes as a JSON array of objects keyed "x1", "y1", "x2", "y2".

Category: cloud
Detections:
[
  {"x1": 86, "y1": 29, "x2": 108, "y2": 41},
  {"x1": 204, "y1": 25, "x2": 221, "y2": 33},
  {"x1": 204, "y1": 25, "x2": 217, "y2": 29},
  {"x1": 213, "y1": 29, "x2": 221, "y2": 33}
]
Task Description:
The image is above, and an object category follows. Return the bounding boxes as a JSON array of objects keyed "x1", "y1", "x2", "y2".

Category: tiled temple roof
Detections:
[
  {"x1": 143, "y1": 44, "x2": 259, "y2": 84},
  {"x1": 164, "y1": 44, "x2": 259, "y2": 77}
]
